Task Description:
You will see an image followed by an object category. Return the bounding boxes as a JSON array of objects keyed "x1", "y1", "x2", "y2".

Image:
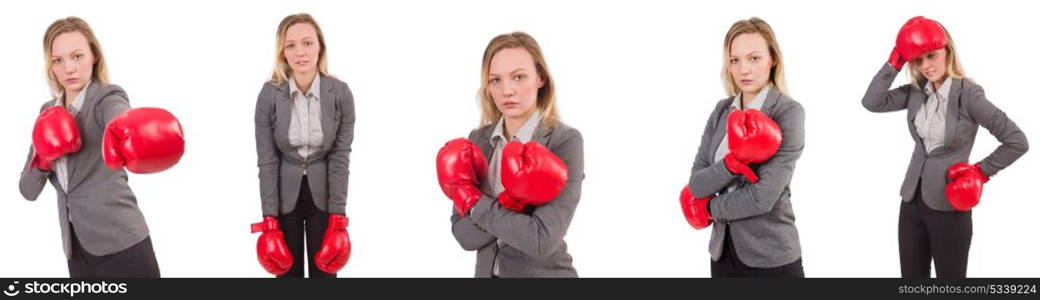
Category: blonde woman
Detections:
[
  {"x1": 19, "y1": 16, "x2": 185, "y2": 277},
  {"x1": 680, "y1": 17, "x2": 805, "y2": 277},
  {"x1": 251, "y1": 13, "x2": 355, "y2": 278},
  {"x1": 862, "y1": 16, "x2": 1027, "y2": 278},
  {"x1": 437, "y1": 32, "x2": 584, "y2": 277}
]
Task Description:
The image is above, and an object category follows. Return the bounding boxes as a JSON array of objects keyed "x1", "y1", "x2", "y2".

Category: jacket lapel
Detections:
[
  {"x1": 72, "y1": 83, "x2": 100, "y2": 130},
  {"x1": 906, "y1": 81, "x2": 927, "y2": 144},
  {"x1": 319, "y1": 75, "x2": 336, "y2": 155},
  {"x1": 532, "y1": 120, "x2": 554, "y2": 147},
  {"x1": 941, "y1": 78, "x2": 963, "y2": 148},
  {"x1": 66, "y1": 82, "x2": 104, "y2": 191},
  {"x1": 710, "y1": 98, "x2": 735, "y2": 158},
  {"x1": 273, "y1": 82, "x2": 299, "y2": 161},
  {"x1": 475, "y1": 125, "x2": 494, "y2": 164},
  {"x1": 760, "y1": 88, "x2": 781, "y2": 117}
]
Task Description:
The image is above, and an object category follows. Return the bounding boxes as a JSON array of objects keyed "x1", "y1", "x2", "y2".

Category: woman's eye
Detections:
[
  {"x1": 72, "y1": 54, "x2": 83, "y2": 61},
  {"x1": 51, "y1": 58, "x2": 61, "y2": 64},
  {"x1": 514, "y1": 74, "x2": 526, "y2": 81},
  {"x1": 286, "y1": 44, "x2": 295, "y2": 50},
  {"x1": 303, "y1": 41, "x2": 313, "y2": 47},
  {"x1": 729, "y1": 58, "x2": 738, "y2": 64},
  {"x1": 489, "y1": 78, "x2": 500, "y2": 84}
]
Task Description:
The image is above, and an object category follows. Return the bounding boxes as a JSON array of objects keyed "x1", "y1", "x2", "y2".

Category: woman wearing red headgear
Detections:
[{"x1": 862, "y1": 16, "x2": 1028, "y2": 278}]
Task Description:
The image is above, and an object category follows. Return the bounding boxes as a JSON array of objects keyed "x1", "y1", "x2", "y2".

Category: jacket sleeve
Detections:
[
  {"x1": 326, "y1": 83, "x2": 356, "y2": 215},
  {"x1": 95, "y1": 93, "x2": 131, "y2": 128},
  {"x1": 450, "y1": 208, "x2": 498, "y2": 251},
  {"x1": 689, "y1": 101, "x2": 739, "y2": 198},
  {"x1": 862, "y1": 63, "x2": 913, "y2": 113},
  {"x1": 255, "y1": 84, "x2": 281, "y2": 217},
  {"x1": 448, "y1": 130, "x2": 498, "y2": 251},
  {"x1": 709, "y1": 101, "x2": 805, "y2": 222},
  {"x1": 19, "y1": 102, "x2": 54, "y2": 201},
  {"x1": 468, "y1": 129, "x2": 584, "y2": 259},
  {"x1": 961, "y1": 84, "x2": 1029, "y2": 177}
]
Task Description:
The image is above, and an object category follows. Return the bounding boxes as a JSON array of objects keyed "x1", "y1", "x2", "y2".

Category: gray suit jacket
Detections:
[
  {"x1": 450, "y1": 121, "x2": 584, "y2": 277},
  {"x1": 255, "y1": 75, "x2": 355, "y2": 216},
  {"x1": 862, "y1": 64, "x2": 1028, "y2": 211},
  {"x1": 688, "y1": 88, "x2": 805, "y2": 268},
  {"x1": 18, "y1": 82, "x2": 149, "y2": 258}
]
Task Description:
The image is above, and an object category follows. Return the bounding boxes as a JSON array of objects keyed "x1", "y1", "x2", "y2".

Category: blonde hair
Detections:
[
  {"x1": 269, "y1": 13, "x2": 328, "y2": 85},
  {"x1": 43, "y1": 16, "x2": 109, "y2": 98},
  {"x1": 721, "y1": 17, "x2": 789, "y2": 97},
  {"x1": 908, "y1": 20, "x2": 968, "y2": 89},
  {"x1": 478, "y1": 32, "x2": 560, "y2": 130}
]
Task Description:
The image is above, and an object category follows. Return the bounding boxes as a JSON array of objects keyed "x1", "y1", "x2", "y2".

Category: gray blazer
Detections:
[
  {"x1": 862, "y1": 64, "x2": 1029, "y2": 211},
  {"x1": 688, "y1": 88, "x2": 805, "y2": 268},
  {"x1": 255, "y1": 75, "x2": 355, "y2": 216},
  {"x1": 18, "y1": 82, "x2": 149, "y2": 258},
  {"x1": 450, "y1": 121, "x2": 584, "y2": 277}
]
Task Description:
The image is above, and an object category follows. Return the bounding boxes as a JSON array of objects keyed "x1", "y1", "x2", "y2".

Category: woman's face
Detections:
[
  {"x1": 488, "y1": 47, "x2": 544, "y2": 120},
  {"x1": 50, "y1": 31, "x2": 95, "y2": 94},
  {"x1": 283, "y1": 23, "x2": 320, "y2": 75},
  {"x1": 728, "y1": 32, "x2": 774, "y2": 97},
  {"x1": 913, "y1": 48, "x2": 948, "y2": 83}
]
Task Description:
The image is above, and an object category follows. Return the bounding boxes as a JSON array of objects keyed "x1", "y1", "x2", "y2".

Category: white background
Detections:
[{"x1": 0, "y1": 0, "x2": 1036, "y2": 277}]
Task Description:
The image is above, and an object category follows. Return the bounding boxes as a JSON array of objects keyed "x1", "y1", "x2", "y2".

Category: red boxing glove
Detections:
[
  {"x1": 102, "y1": 107, "x2": 185, "y2": 174},
  {"x1": 679, "y1": 185, "x2": 714, "y2": 230},
  {"x1": 498, "y1": 141, "x2": 569, "y2": 212},
  {"x1": 32, "y1": 106, "x2": 81, "y2": 171},
  {"x1": 945, "y1": 162, "x2": 989, "y2": 211},
  {"x1": 497, "y1": 188, "x2": 527, "y2": 212},
  {"x1": 890, "y1": 16, "x2": 947, "y2": 71},
  {"x1": 725, "y1": 109, "x2": 782, "y2": 183},
  {"x1": 250, "y1": 217, "x2": 293, "y2": 276},
  {"x1": 314, "y1": 214, "x2": 351, "y2": 274},
  {"x1": 30, "y1": 149, "x2": 52, "y2": 172},
  {"x1": 887, "y1": 48, "x2": 908, "y2": 71},
  {"x1": 436, "y1": 138, "x2": 489, "y2": 217}
]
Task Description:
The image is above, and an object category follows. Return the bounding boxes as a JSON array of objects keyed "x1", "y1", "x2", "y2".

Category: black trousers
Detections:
[
  {"x1": 67, "y1": 225, "x2": 160, "y2": 278},
  {"x1": 278, "y1": 175, "x2": 335, "y2": 278},
  {"x1": 710, "y1": 226, "x2": 804, "y2": 278},
  {"x1": 899, "y1": 182, "x2": 972, "y2": 278}
]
